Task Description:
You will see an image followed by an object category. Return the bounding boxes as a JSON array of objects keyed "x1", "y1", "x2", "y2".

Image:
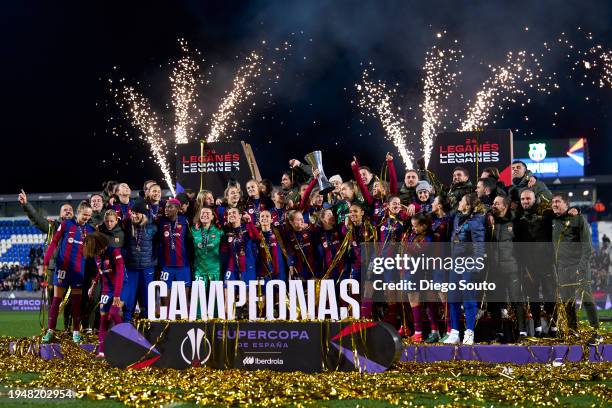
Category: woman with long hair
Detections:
[
  {"x1": 285, "y1": 210, "x2": 319, "y2": 280},
  {"x1": 443, "y1": 193, "x2": 486, "y2": 345},
  {"x1": 244, "y1": 179, "x2": 273, "y2": 223},
  {"x1": 83, "y1": 231, "x2": 125, "y2": 358},
  {"x1": 352, "y1": 153, "x2": 398, "y2": 221},
  {"x1": 191, "y1": 207, "x2": 225, "y2": 286},
  {"x1": 42, "y1": 201, "x2": 95, "y2": 344},
  {"x1": 216, "y1": 184, "x2": 242, "y2": 226},
  {"x1": 428, "y1": 194, "x2": 452, "y2": 342},
  {"x1": 403, "y1": 213, "x2": 434, "y2": 343},
  {"x1": 121, "y1": 201, "x2": 157, "y2": 322}
]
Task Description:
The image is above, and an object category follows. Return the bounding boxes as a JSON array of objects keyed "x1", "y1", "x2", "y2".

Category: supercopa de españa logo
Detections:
[{"x1": 180, "y1": 328, "x2": 211, "y2": 366}]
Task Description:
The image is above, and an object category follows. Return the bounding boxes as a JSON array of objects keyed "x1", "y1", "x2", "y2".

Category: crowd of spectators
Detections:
[{"x1": 0, "y1": 245, "x2": 44, "y2": 292}]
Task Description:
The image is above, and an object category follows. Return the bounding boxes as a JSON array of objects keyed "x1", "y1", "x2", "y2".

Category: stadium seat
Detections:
[{"x1": 0, "y1": 219, "x2": 46, "y2": 267}]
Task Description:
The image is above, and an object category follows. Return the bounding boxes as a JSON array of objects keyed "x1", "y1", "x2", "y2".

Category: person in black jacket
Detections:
[
  {"x1": 120, "y1": 201, "x2": 158, "y2": 322},
  {"x1": 447, "y1": 167, "x2": 474, "y2": 210},
  {"x1": 551, "y1": 193, "x2": 601, "y2": 345},
  {"x1": 487, "y1": 195, "x2": 527, "y2": 342},
  {"x1": 515, "y1": 189, "x2": 557, "y2": 337}
]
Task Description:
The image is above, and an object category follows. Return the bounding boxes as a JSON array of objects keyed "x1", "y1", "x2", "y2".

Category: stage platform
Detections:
[{"x1": 10, "y1": 341, "x2": 611, "y2": 364}]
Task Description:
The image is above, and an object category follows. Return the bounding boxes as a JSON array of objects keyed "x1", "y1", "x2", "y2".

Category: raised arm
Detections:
[
  {"x1": 43, "y1": 221, "x2": 65, "y2": 267},
  {"x1": 299, "y1": 174, "x2": 318, "y2": 211},
  {"x1": 386, "y1": 153, "x2": 398, "y2": 195},
  {"x1": 351, "y1": 157, "x2": 374, "y2": 205}
]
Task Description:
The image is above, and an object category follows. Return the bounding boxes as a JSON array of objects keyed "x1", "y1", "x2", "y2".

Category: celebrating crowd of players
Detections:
[{"x1": 19, "y1": 153, "x2": 602, "y2": 357}]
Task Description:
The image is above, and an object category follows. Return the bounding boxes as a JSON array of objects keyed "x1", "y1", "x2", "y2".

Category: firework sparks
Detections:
[
  {"x1": 459, "y1": 51, "x2": 541, "y2": 131},
  {"x1": 170, "y1": 39, "x2": 203, "y2": 144},
  {"x1": 207, "y1": 52, "x2": 262, "y2": 142},
  {"x1": 357, "y1": 70, "x2": 414, "y2": 169},
  {"x1": 580, "y1": 46, "x2": 612, "y2": 88},
  {"x1": 114, "y1": 85, "x2": 176, "y2": 196},
  {"x1": 421, "y1": 46, "x2": 463, "y2": 166}
]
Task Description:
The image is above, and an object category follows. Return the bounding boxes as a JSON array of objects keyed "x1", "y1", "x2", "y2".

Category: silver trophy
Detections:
[{"x1": 304, "y1": 150, "x2": 334, "y2": 195}]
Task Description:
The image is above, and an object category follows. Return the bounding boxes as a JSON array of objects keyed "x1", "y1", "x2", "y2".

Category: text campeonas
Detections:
[{"x1": 148, "y1": 279, "x2": 361, "y2": 321}]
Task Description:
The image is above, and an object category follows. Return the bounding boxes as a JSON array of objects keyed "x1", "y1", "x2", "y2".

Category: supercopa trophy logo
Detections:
[{"x1": 180, "y1": 328, "x2": 211, "y2": 367}]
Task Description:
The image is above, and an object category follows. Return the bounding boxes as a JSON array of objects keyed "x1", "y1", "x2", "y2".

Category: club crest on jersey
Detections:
[
  {"x1": 68, "y1": 237, "x2": 74, "y2": 243},
  {"x1": 248, "y1": 209, "x2": 254, "y2": 214},
  {"x1": 380, "y1": 225, "x2": 386, "y2": 231},
  {"x1": 302, "y1": 233, "x2": 308, "y2": 238},
  {"x1": 164, "y1": 231, "x2": 170, "y2": 237},
  {"x1": 228, "y1": 237, "x2": 234, "y2": 242},
  {"x1": 322, "y1": 241, "x2": 328, "y2": 248}
]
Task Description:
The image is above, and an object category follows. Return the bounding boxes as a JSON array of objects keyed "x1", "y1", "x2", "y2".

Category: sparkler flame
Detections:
[
  {"x1": 207, "y1": 52, "x2": 262, "y2": 142},
  {"x1": 171, "y1": 39, "x2": 202, "y2": 144},
  {"x1": 460, "y1": 51, "x2": 538, "y2": 131},
  {"x1": 421, "y1": 46, "x2": 462, "y2": 166},
  {"x1": 357, "y1": 70, "x2": 414, "y2": 169},
  {"x1": 115, "y1": 86, "x2": 176, "y2": 196}
]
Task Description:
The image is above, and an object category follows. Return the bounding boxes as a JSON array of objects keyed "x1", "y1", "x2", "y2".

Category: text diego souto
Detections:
[{"x1": 372, "y1": 279, "x2": 497, "y2": 292}]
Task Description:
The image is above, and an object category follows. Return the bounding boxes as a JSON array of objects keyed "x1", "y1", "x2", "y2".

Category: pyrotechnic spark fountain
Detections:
[
  {"x1": 207, "y1": 52, "x2": 262, "y2": 142},
  {"x1": 170, "y1": 38, "x2": 203, "y2": 144},
  {"x1": 357, "y1": 70, "x2": 414, "y2": 169},
  {"x1": 114, "y1": 85, "x2": 176, "y2": 196},
  {"x1": 459, "y1": 51, "x2": 540, "y2": 131},
  {"x1": 421, "y1": 46, "x2": 463, "y2": 166}
]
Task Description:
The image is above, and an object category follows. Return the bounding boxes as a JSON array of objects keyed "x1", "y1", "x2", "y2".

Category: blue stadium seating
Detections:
[{"x1": 0, "y1": 219, "x2": 46, "y2": 267}]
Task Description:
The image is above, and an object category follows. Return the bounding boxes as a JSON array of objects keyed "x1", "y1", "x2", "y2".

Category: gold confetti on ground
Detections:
[{"x1": 1, "y1": 333, "x2": 610, "y2": 407}]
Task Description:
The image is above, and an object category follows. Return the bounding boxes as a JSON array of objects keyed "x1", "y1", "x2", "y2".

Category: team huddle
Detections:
[{"x1": 19, "y1": 152, "x2": 602, "y2": 357}]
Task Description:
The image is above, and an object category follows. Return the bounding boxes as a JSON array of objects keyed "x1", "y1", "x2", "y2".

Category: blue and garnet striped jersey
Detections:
[
  {"x1": 110, "y1": 199, "x2": 133, "y2": 221},
  {"x1": 157, "y1": 215, "x2": 190, "y2": 268},
  {"x1": 44, "y1": 219, "x2": 96, "y2": 273},
  {"x1": 97, "y1": 247, "x2": 125, "y2": 297}
]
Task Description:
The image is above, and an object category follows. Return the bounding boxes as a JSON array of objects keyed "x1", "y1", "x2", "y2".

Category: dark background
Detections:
[{"x1": 1, "y1": 1, "x2": 611, "y2": 199}]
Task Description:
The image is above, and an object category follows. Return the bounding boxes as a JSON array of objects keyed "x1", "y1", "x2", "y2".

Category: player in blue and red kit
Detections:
[
  {"x1": 109, "y1": 183, "x2": 133, "y2": 221},
  {"x1": 84, "y1": 232, "x2": 125, "y2": 358},
  {"x1": 270, "y1": 190, "x2": 287, "y2": 228},
  {"x1": 285, "y1": 210, "x2": 319, "y2": 280},
  {"x1": 42, "y1": 201, "x2": 96, "y2": 344},
  {"x1": 158, "y1": 198, "x2": 192, "y2": 296},
  {"x1": 244, "y1": 179, "x2": 273, "y2": 223},
  {"x1": 251, "y1": 210, "x2": 287, "y2": 281},
  {"x1": 215, "y1": 184, "x2": 242, "y2": 228},
  {"x1": 315, "y1": 208, "x2": 346, "y2": 282},
  {"x1": 221, "y1": 207, "x2": 258, "y2": 283},
  {"x1": 146, "y1": 183, "x2": 165, "y2": 222},
  {"x1": 352, "y1": 153, "x2": 398, "y2": 221}
]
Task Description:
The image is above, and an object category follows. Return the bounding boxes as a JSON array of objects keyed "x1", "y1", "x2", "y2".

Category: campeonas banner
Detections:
[
  {"x1": 428, "y1": 129, "x2": 513, "y2": 186},
  {"x1": 176, "y1": 141, "x2": 261, "y2": 196}
]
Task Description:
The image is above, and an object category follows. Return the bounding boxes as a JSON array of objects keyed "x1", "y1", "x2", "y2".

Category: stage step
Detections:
[
  {"x1": 8, "y1": 342, "x2": 96, "y2": 359},
  {"x1": 401, "y1": 344, "x2": 611, "y2": 364}
]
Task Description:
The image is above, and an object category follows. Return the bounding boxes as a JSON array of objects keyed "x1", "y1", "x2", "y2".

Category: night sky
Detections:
[{"x1": 2, "y1": 1, "x2": 611, "y2": 199}]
